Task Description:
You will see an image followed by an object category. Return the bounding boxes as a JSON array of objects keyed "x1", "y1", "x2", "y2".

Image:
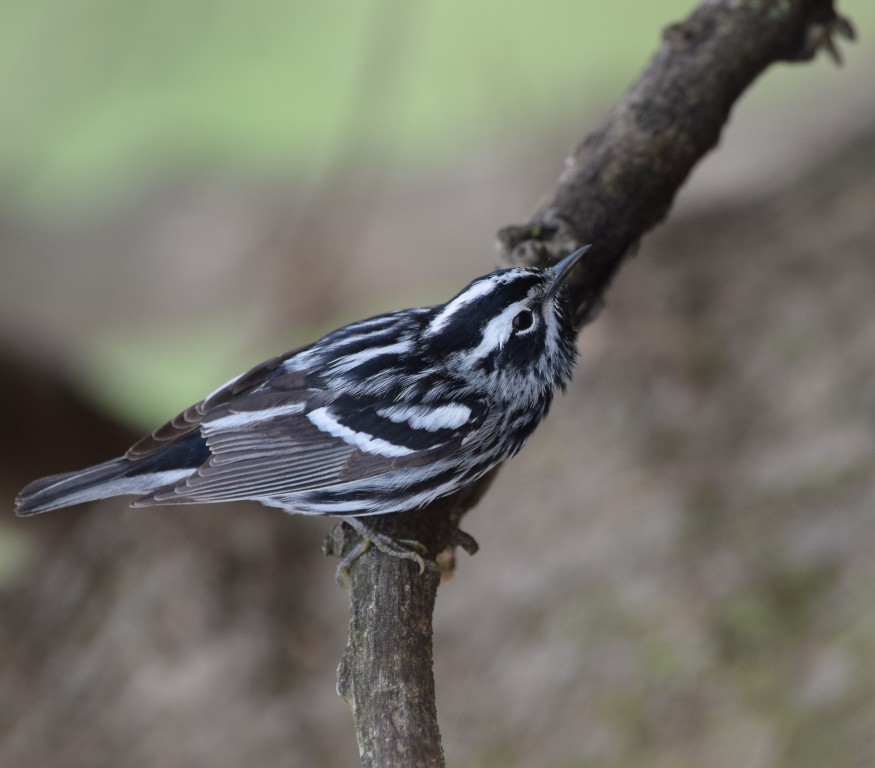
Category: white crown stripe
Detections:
[
  {"x1": 424, "y1": 278, "x2": 498, "y2": 336},
  {"x1": 465, "y1": 301, "x2": 525, "y2": 361}
]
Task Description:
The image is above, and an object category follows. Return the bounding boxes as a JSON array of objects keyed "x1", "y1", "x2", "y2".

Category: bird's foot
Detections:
[{"x1": 333, "y1": 517, "x2": 434, "y2": 587}]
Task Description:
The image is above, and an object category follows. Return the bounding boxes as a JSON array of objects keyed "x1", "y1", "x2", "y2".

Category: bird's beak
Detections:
[{"x1": 544, "y1": 244, "x2": 592, "y2": 299}]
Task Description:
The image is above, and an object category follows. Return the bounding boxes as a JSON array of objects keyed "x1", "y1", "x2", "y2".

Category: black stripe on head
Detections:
[{"x1": 424, "y1": 270, "x2": 539, "y2": 354}]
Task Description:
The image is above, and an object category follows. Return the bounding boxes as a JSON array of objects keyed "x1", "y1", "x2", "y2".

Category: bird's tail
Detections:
[{"x1": 15, "y1": 458, "x2": 191, "y2": 517}]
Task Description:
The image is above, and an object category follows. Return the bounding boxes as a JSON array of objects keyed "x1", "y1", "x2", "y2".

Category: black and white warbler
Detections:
[{"x1": 16, "y1": 245, "x2": 590, "y2": 573}]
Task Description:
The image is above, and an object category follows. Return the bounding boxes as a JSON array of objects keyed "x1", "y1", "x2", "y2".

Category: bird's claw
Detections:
[{"x1": 333, "y1": 518, "x2": 434, "y2": 587}]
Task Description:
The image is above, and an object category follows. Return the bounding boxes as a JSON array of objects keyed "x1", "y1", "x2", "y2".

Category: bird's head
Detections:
[{"x1": 421, "y1": 245, "x2": 589, "y2": 403}]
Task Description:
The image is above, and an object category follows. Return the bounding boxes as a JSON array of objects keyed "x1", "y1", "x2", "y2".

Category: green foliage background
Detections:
[
  {"x1": 4, "y1": 0, "x2": 870, "y2": 430},
  {"x1": 3, "y1": 1, "x2": 703, "y2": 208}
]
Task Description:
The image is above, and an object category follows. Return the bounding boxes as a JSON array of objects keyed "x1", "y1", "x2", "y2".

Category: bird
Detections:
[{"x1": 15, "y1": 245, "x2": 590, "y2": 575}]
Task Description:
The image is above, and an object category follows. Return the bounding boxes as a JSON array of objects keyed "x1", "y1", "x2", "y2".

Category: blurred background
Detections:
[{"x1": 2, "y1": 1, "x2": 875, "y2": 766}]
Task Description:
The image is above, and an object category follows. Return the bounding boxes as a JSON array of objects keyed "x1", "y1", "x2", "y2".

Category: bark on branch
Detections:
[{"x1": 330, "y1": 2, "x2": 853, "y2": 765}]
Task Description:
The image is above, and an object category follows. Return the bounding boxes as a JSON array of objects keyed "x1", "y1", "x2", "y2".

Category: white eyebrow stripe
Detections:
[
  {"x1": 426, "y1": 270, "x2": 539, "y2": 337},
  {"x1": 465, "y1": 284, "x2": 541, "y2": 362},
  {"x1": 467, "y1": 303, "x2": 520, "y2": 360}
]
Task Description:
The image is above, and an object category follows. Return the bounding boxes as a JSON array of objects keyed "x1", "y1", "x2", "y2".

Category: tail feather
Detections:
[{"x1": 15, "y1": 459, "x2": 192, "y2": 517}]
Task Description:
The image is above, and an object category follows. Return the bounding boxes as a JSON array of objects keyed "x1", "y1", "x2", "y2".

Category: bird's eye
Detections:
[{"x1": 512, "y1": 309, "x2": 534, "y2": 332}]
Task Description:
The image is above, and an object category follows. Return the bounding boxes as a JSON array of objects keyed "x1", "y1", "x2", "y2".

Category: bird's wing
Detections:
[
  {"x1": 126, "y1": 349, "x2": 303, "y2": 459},
  {"x1": 134, "y1": 380, "x2": 486, "y2": 507}
]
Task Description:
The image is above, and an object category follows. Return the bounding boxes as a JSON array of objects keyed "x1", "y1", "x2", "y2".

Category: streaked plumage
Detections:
[{"x1": 15, "y1": 247, "x2": 588, "y2": 550}]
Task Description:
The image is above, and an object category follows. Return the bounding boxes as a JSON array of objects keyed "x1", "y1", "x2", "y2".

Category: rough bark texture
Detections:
[
  {"x1": 337, "y1": 551, "x2": 443, "y2": 766},
  {"x1": 328, "y1": 477, "x2": 490, "y2": 767},
  {"x1": 334, "y1": 1, "x2": 854, "y2": 765},
  {"x1": 498, "y1": 0, "x2": 854, "y2": 325}
]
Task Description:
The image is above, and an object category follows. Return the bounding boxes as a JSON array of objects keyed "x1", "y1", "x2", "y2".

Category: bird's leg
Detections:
[{"x1": 335, "y1": 517, "x2": 433, "y2": 586}]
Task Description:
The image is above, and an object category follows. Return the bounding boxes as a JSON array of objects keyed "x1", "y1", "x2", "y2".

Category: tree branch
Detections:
[
  {"x1": 331, "y1": 2, "x2": 853, "y2": 765},
  {"x1": 498, "y1": 0, "x2": 854, "y2": 325}
]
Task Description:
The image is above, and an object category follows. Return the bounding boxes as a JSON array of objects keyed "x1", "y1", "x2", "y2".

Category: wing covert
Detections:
[
  {"x1": 135, "y1": 394, "x2": 486, "y2": 506},
  {"x1": 126, "y1": 349, "x2": 309, "y2": 459}
]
